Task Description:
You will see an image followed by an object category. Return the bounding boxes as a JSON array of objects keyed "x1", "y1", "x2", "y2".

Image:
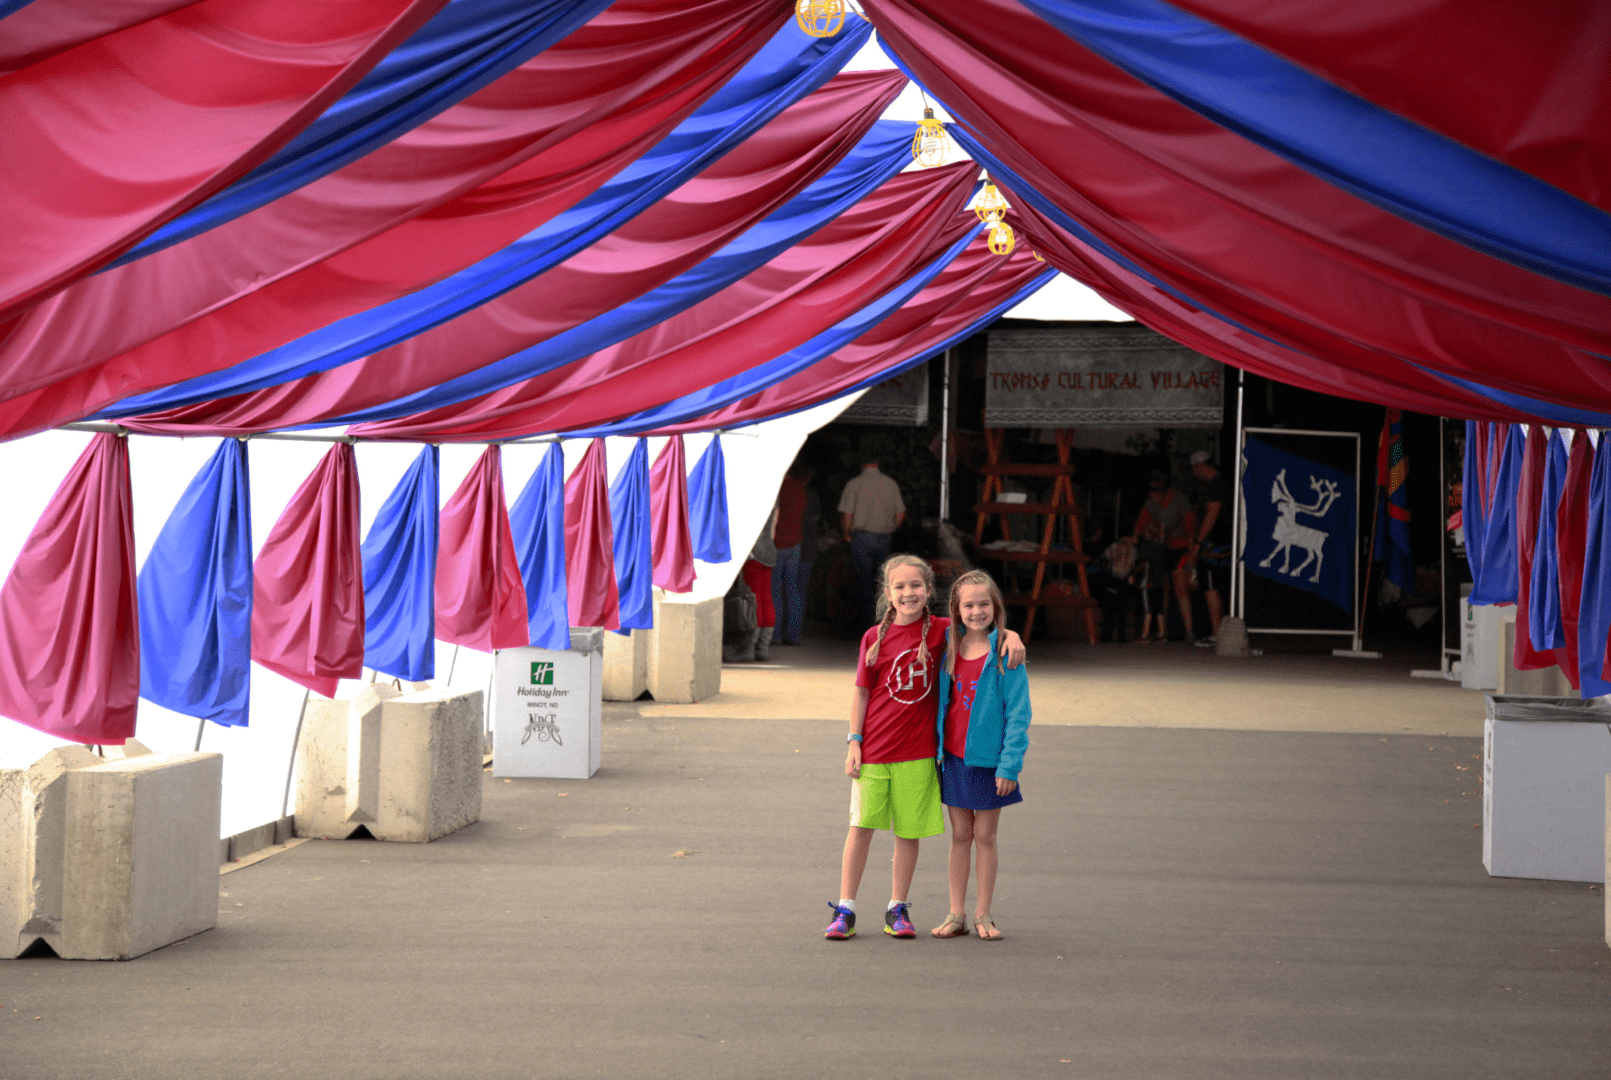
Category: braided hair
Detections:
[
  {"x1": 864, "y1": 554, "x2": 936, "y2": 667},
  {"x1": 945, "y1": 569, "x2": 1008, "y2": 676}
]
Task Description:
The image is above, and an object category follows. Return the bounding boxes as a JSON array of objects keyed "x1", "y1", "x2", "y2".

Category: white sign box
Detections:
[{"x1": 492, "y1": 634, "x2": 602, "y2": 779}]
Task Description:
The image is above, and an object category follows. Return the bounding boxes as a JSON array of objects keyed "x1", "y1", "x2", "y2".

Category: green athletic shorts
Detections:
[{"x1": 850, "y1": 758, "x2": 944, "y2": 839}]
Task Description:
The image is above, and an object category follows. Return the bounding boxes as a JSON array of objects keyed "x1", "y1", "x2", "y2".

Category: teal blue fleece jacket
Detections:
[{"x1": 934, "y1": 628, "x2": 1032, "y2": 782}]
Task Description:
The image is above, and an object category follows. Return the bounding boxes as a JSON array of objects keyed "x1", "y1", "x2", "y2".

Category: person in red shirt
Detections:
[{"x1": 825, "y1": 555, "x2": 1025, "y2": 941}]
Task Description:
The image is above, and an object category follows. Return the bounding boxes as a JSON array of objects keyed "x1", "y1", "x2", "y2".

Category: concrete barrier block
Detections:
[
  {"x1": 602, "y1": 629, "x2": 648, "y2": 701},
  {"x1": 646, "y1": 596, "x2": 722, "y2": 704},
  {"x1": 2, "y1": 745, "x2": 99, "y2": 957},
  {"x1": 60, "y1": 751, "x2": 223, "y2": 960},
  {"x1": 374, "y1": 689, "x2": 484, "y2": 842},
  {"x1": 294, "y1": 685, "x2": 401, "y2": 839}
]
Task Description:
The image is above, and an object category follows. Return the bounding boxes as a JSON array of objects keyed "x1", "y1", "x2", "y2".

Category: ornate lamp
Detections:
[
  {"x1": 795, "y1": 0, "x2": 847, "y2": 37},
  {"x1": 911, "y1": 107, "x2": 950, "y2": 168},
  {"x1": 988, "y1": 221, "x2": 1016, "y2": 256}
]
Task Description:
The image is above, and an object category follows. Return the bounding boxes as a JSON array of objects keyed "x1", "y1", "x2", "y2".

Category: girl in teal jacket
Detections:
[{"x1": 930, "y1": 570, "x2": 1032, "y2": 941}]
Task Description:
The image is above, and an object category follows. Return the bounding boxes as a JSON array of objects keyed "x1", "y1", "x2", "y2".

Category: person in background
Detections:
[
  {"x1": 1185, "y1": 449, "x2": 1229, "y2": 647},
  {"x1": 772, "y1": 464, "x2": 815, "y2": 646},
  {"x1": 1122, "y1": 469, "x2": 1196, "y2": 643},
  {"x1": 737, "y1": 503, "x2": 779, "y2": 662},
  {"x1": 839, "y1": 460, "x2": 905, "y2": 631}
]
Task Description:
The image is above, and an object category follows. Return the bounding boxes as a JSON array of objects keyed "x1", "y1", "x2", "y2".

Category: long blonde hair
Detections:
[
  {"x1": 864, "y1": 554, "x2": 935, "y2": 667},
  {"x1": 946, "y1": 569, "x2": 1007, "y2": 676}
]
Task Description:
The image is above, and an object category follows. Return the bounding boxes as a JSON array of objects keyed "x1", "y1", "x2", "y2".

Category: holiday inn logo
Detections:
[{"x1": 530, "y1": 662, "x2": 554, "y2": 686}]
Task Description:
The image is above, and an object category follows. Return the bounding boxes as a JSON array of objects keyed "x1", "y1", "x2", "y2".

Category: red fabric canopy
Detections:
[
  {"x1": 1002, "y1": 198, "x2": 1531, "y2": 422},
  {"x1": 0, "y1": 0, "x2": 444, "y2": 324},
  {"x1": 353, "y1": 162, "x2": 979, "y2": 441},
  {"x1": 648, "y1": 436, "x2": 694, "y2": 592},
  {"x1": 0, "y1": 433, "x2": 137, "y2": 744},
  {"x1": 0, "y1": 0, "x2": 792, "y2": 439},
  {"x1": 1555, "y1": 433, "x2": 1594, "y2": 690},
  {"x1": 1167, "y1": 1, "x2": 1611, "y2": 212},
  {"x1": 1512, "y1": 426, "x2": 1554, "y2": 672},
  {"x1": 114, "y1": 69, "x2": 906, "y2": 437},
  {"x1": 863, "y1": 0, "x2": 1611, "y2": 417},
  {"x1": 649, "y1": 229, "x2": 1049, "y2": 434},
  {"x1": 252, "y1": 443, "x2": 365, "y2": 697},
  {"x1": 0, "y1": 2, "x2": 209, "y2": 76},
  {"x1": 435, "y1": 446, "x2": 529, "y2": 652},
  {"x1": 564, "y1": 439, "x2": 619, "y2": 630}
]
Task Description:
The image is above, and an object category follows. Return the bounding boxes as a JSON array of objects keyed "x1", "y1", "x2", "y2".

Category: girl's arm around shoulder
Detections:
[{"x1": 995, "y1": 661, "x2": 1032, "y2": 783}]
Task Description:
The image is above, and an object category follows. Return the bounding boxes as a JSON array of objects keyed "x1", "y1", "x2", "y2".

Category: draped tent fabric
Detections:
[
  {"x1": 1470, "y1": 424, "x2": 1523, "y2": 607},
  {"x1": 113, "y1": 78, "x2": 912, "y2": 437},
  {"x1": 863, "y1": 1, "x2": 1611, "y2": 425},
  {"x1": 1511, "y1": 426, "x2": 1554, "y2": 672},
  {"x1": 251, "y1": 443, "x2": 365, "y2": 698},
  {"x1": 361, "y1": 444, "x2": 438, "y2": 680},
  {"x1": 0, "y1": 433, "x2": 138, "y2": 744},
  {"x1": 648, "y1": 436, "x2": 695, "y2": 594},
  {"x1": 350, "y1": 163, "x2": 980, "y2": 441},
  {"x1": 0, "y1": 0, "x2": 796, "y2": 440},
  {"x1": 435, "y1": 446, "x2": 528, "y2": 653},
  {"x1": 0, "y1": 0, "x2": 447, "y2": 323},
  {"x1": 1580, "y1": 439, "x2": 1611, "y2": 698},
  {"x1": 509, "y1": 442, "x2": 570, "y2": 651},
  {"x1": 1554, "y1": 432, "x2": 1594, "y2": 690},
  {"x1": 137, "y1": 437, "x2": 253, "y2": 727},
  {"x1": 608, "y1": 439, "x2": 654, "y2": 633},
  {"x1": 0, "y1": 1, "x2": 203, "y2": 76},
  {"x1": 687, "y1": 436, "x2": 731, "y2": 564},
  {"x1": 1528, "y1": 431, "x2": 1569, "y2": 654},
  {"x1": 640, "y1": 237, "x2": 1054, "y2": 437},
  {"x1": 110, "y1": 0, "x2": 617, "y2": 266},
  {"x1": 564, "y1": 439, "x2": 620, "y2": 631}
]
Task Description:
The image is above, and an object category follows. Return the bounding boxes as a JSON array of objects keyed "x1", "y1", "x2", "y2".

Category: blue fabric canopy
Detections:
[
  {"x1": 509, "y1": 443, "x2": 570, "y2": 651},
  {"x1": 1016, "y1": 0, "x2": 1611, "y2": 297},
  {"x1": 360, "y1": 444, "x2": 439, "y2": 681},
  {"x1": 569, "y1": 224, "x2": 983, "y2": 436},
  {"x1": 608, "y1": 438, "x2": 654, "y2": 634},
  {"x1": 687, "y1": 435, "x2": 731, "y2": 564},
  {"x1": 1462, "y1": 422, "x2": 1490, "y2": 604},
  {"x1": 107, "y1": 0, "x2": 612, "y2": 267},
  {"x1": 1528, "y1": 429, "x2": 1569, "y2": 652},
  {"x1": 1470, "y1": 423, "x2": 1522, "y2": 606},
  {"x1": 100, "y1": 19, "x2": 873, "y2": 418},
  {"x1": 1580, "y1": 437, "x2": 1611, "y2": 697},
  {"x1": 308, "y1": 122, "x2": 913, "y2": 429},
  {"x1": 137, "y1": 438, "x2": 253, "y2": 726}
]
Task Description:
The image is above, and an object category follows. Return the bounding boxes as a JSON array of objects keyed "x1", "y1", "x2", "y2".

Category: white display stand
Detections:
[
  {"x1": 493, "y1": 629, "x2": 603, "y2": 779},
  {"x1": 1484, "y1": 696, "x2": 1611, "y2": 883},
  {"x1": 1461, "y1": 597, "x2": 1500, "y2": 690}
]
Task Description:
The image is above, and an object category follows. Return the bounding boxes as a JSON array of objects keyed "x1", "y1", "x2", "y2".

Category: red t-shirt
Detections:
[
  {"x1": 944, "y1": 651, "x2": 988, "y2": 759},
  {"x1": 855, "y1": 616, "x2": 949, "y2": 764},
  {"x1": 775, "y1": 475, "x2": 807, "y2": 548}
]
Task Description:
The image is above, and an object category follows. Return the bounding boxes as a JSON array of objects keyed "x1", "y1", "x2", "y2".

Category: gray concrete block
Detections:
[
  {"x1": 59, "y1": 751, "x2": 223, "y2": 960},
  {"x1": 602, "y1": 629, "x2": 648, "y2": 701},
  {"x1": 646, "y1": 596, "x2": 722, "y2": 704},
  {"x1": 1, "y1": 745, "x2": 99, "y2": 957},
  {"x1": 293, "y1": 685, "x2": 401, "y2": 840},
  {"x1": 375, "y1": 689, "x2": 484, "y2": 842}
]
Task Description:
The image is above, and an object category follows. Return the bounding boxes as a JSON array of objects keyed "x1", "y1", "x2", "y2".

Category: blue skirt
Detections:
[{"x1": 939, "y1": 752, "x2": 1024, "y2": 811}]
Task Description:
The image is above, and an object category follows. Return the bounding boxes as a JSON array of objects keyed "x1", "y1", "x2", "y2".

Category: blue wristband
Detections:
[{"x1": 847, "y1": 733, "x2": 862, "y2": 743}]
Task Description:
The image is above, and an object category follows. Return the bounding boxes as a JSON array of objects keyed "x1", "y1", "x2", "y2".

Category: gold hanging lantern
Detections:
[
  {"x1": 795, "y1": 0, "x2": 846, "y2": 37},
  {"x1": 911, "y1": 107, "x2": 950, "y2": 168},
  {"x1": 973, "y1": 181, "x2": 1009, "y2": 225},
  {"x1": 988, "y1": 221, "x2": 1016, "y2": 256}
]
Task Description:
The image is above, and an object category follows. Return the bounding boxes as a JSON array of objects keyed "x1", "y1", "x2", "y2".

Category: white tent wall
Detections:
[{"x1": 0, "y1": 392, "x2": 860, "y2": 836}]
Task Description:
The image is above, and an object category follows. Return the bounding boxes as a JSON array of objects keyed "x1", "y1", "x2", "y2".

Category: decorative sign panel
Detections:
[
  {"x1": 984, "y1": 325, "x2": 1222, "y2": 427},
  {"x1": 492, "y1": 638, "x2": 602, "y2": 779},
  {"x1": 838, "y1": 362, "x2": 929, "y2": 427}
]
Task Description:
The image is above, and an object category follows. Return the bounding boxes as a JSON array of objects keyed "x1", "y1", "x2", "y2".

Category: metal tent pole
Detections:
[
  {"x1": 280, "y1": 687, "x2": 312, "y2": 820},
  {"x1": 1232, "y1": 370, "x2": 1245, "y2": 620},
  {"x1": 939, "y1": 349, "x2": 951, "y2": 522}
]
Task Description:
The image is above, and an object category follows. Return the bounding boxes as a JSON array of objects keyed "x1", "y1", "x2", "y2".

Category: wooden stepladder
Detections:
[{"x1": 973, "y1": 428, "x2": 1099, "y2": 643}]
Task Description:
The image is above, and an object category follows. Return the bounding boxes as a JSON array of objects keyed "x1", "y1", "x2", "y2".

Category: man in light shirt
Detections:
[{"x1": 839, "y1": 460, "x2": 906, "y2": 629}]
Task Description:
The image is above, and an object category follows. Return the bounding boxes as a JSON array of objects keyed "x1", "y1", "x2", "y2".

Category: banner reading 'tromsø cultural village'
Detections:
[{"x1": 984, "y1": 324, "x2": 1223, "y2": 428}]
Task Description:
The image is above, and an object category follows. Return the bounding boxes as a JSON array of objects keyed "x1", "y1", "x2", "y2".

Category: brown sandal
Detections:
[
  {"x1": 974, "y1": 917, "x2": 1003, "y2": 940},
  {"x1": 931, "y1": 913, "x2": 968, "y2": 938}
]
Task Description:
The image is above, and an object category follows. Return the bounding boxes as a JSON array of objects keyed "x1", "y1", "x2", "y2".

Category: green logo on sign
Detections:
[{"x1": 530, "y1": 662, "x2": 554, "y2": 686}]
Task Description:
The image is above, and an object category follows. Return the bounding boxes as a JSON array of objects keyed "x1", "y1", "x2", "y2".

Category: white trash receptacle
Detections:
[
  {"x1": 1484, "y1": 695, "x2": 1611, "y2": 883},
  {"x1": 493, "y1": 629, "x2": 603, "y2": 779}
]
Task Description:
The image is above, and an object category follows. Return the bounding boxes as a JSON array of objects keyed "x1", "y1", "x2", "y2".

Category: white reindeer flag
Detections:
[{"x1": 1241, "y1": 437, "x2": 1357, "y2": 612}]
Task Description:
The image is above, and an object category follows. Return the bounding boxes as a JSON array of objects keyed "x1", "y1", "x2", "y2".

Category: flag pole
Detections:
[{"x1": 1334, "y1": 414, "x2": 1384, "y2": 660}]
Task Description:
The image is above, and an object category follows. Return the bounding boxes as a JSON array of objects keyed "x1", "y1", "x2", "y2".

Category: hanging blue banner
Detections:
[{"x1": 1241, "y1": 436, "x2": 1356, "y2": 613}]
